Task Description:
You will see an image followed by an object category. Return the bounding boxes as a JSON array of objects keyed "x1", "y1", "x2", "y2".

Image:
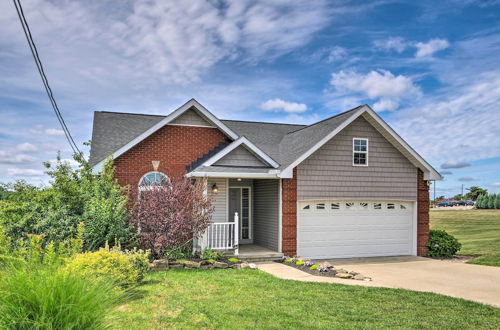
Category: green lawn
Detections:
[
  {"x1": 430, "y1": 209, "x2": 500, "y2": 267},
  {"x1": 113, "y1": 270, "x2": 499, "y2": 329}
]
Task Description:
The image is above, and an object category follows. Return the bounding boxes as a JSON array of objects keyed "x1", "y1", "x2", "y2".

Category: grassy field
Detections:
[
  {"x1": 430, "y1": 209, "x2": 500, "y2": 267},
  {"x1": 113, "y1": 270, "x2": 500, "y2": 329}
]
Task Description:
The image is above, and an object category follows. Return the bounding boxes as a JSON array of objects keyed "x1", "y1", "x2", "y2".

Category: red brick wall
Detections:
[
  {"x1": 114, "y1": 125, "x2": 227, "y2": 194},
  {"x1": 417, "y1": 169, "x2": 430, "y2": 256},
  {"x1": 282, "y1": 168, "x2": 297, "y2": 256}
]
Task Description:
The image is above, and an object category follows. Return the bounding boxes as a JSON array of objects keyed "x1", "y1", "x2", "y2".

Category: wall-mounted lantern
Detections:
[{"x1": 212, "y1": 183, "x2": 219, "y2": 193}]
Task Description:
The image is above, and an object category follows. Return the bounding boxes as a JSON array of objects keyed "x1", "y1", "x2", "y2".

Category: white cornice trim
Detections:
[
  {"x1": 202, "y1": 136, "x2": 280, "y2": 168},
  {"x1": 92, "y1": 99, "x2": 239, "y2": 173},
  {"x1": 185, "y1": 170, "x2": 280, "y2": 179}
]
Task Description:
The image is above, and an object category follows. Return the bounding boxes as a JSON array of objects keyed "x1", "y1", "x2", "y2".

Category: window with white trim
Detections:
[
  {"x1": 139, "y1": 171, "x2": 170, "y2": 190},
  {"x1": 353, "y1": 138, "x2": 368, "y2": 166}
]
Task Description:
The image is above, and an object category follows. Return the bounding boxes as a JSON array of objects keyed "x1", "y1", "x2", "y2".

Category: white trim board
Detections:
[
  {"x1": 202, "y1": 136, "x2": 279, "y2": 168},
  {"x1": 92, "y1": 99, "x2": 239, "y2": 173}
]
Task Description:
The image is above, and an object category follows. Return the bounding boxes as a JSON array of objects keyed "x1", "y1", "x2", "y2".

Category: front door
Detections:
[{"x1": 228, "y1": 187, "x2": 252, "y2": 243}]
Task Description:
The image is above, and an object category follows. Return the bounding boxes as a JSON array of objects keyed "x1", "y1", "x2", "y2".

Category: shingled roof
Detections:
[{"x1": 89, "y1": 99, "x2": 442, "y2": 180}]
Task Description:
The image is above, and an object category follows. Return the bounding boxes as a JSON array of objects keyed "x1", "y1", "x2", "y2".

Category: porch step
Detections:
[{"x1": 226, "y1": 251, "x2": 283, "y2": 263}]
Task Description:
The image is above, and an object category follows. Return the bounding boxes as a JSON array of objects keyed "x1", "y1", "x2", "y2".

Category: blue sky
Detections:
[{"x1": 0, "y1": 0, "x2": 499, "y2": 197}]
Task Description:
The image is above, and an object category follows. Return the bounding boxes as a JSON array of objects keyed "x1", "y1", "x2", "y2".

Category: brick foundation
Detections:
[
  {"x1": 114, "y1": 125, "x2": 228, "y2": 195},
  {"x1": 281, "y1": 168, "x2": 297, "y2": 256},
  {"x1": 417, "y1": 169, "x2": 430, "y2": 256}
]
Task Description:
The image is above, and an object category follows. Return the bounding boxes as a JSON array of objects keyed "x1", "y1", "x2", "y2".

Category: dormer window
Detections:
[{"x1": 353, "y1": 138, "x2": 368, "y2": 166}]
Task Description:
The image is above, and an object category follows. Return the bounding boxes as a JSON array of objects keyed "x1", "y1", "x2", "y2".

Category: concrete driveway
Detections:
[{"x1": 322, "y1": 256, "x2": 500, "y2": 307}]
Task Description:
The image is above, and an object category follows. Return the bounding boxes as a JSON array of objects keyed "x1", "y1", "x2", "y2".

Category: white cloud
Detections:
[
  {"x1": 260, "y1": 99, "x2": 308, "y2": 113},
  {"x1": 327, "y1": 46, "x2": 348, "y2": 62},
  {"x1": 441, "y1": 160, "x2": 471, "y2": 169},
  {"x1": 373, "y1": 37, "x2": 450, "y2": 58},
  {"x1": 492, "y1": 182, "x2": 500, "y2": 187},
  {"x1": 48, "y1": 158, "x2": 79, "y2": 167},
  {"x1": 392, "y1": 70, "x2": 500, "y2": 165},
  {"x1": 0, "y1": 151, "x2": 37, "y2": 164},
  {"x1": 329, "y1": 69, "x2": 420, "y2": 111},
  {"x1": 458, "y1": 177, "x2": 479, "y2": 182},
  {"x1": 45, "y1": 128, "x2": 65, "y2": 136},
  {"x1": 0, "y1": 0, "x2": 331, "y2": 86},
  {"x1": 7, "y1": 168, "x2": 44, "y2": 177},
  {"x1": 414, "y1": 38, "x2": 450, "y2": 57},
  {"x1": 16, "y1": 142, "x2": 37, "y2": 152},
  {"x1": 373, "y1": 37, "x2": 408, "y2": 53},
  {"x1": 440, "y1": 170, "x2": 453, "y2": 175}
]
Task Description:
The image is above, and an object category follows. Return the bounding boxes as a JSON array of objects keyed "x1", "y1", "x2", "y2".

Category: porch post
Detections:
[{"x1": 234, "y1": 212, "x2": 239, "y2": 256}]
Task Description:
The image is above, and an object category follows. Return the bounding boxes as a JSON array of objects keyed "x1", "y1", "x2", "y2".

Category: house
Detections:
[{"x1": 89, "y1": 99, "x2": 442, "y2": 259}]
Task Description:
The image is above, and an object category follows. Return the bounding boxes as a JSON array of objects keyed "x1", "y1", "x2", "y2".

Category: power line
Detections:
[{"x1": 12, "y1": 0, "x2": 81, "y2": 154}]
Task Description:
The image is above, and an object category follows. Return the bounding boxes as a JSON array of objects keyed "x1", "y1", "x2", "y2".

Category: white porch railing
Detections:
[{"x1": 199, "y1": 212, "x2": 239, "y2": 255}]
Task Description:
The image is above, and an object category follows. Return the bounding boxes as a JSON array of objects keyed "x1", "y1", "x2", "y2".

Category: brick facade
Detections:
[
  {"x1": 114, "y1": 125, "x2": 228, "y2": 194},
  {"x1": 417, "y1": 169, "x2": 430, "y2": 256},
  {"x1": 281, "y1": 168, "x2": 297, "y2": 256}
]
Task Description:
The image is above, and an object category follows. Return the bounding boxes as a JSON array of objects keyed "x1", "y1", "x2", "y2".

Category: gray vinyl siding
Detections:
[
  {"x1": 208, "y1": 178, "x2": 227, "y2": 222},
  {"x1": 253, "y1": 179, "x2": 279, "y2": 251},
  {"x1": 297, "y1": 116, "x2": 417, "y2": 200},
  {"x1": 214, "y1": 146, "x2": 267, "y2": 167},
  {"x1": 169, "y1": 108, "x2": 214, "y2": 127}
]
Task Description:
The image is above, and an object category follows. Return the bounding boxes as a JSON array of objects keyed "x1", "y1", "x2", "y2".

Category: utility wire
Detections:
[{"x1": 12, "y1": 0, "x2": 81, "y2": 154}]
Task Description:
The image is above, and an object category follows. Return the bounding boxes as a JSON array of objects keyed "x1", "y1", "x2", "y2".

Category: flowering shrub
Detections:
[
  {"x1": 426, "y1": 229, "x2": 461, "y2": 258},
  {"x1": 63, "y1": 245, "x2": 150, "y2": 287},
  {"x1": 131, "y1": 178, "x2": 214, "y2": 258},
  {"x1": 304, "y1": 261, "x2": 314, "y2": 267}
]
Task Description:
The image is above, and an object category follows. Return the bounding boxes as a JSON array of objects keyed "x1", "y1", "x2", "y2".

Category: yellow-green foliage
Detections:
[{"x1": 64, "y1": 246, "x2": 150, "y2": 287}]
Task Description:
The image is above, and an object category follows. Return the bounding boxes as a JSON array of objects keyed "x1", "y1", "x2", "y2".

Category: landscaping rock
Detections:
[
  {"x1": 201, "y1": 264, "x2": 214, "y2": 270},
  {"x1": 248, "y1": 263, "x2": 257, "y2": 269},
  {"x1": 353, "y1": 274, "x2": 365, "y2": 280},
  {"x1": 234, "y1": 262, "x2": 251, "y2": 269},
  {"x1": 349, "y1": 271, "x2": 360, "y2": 276},
  {"x1": 150, "y1": 259, "x2": 169, "y2": 270},
  {"x1": 169, "y1": 264, "x2": 185, "y2": 270},
  {"x1": 335, "y1": 272, "x2": 353, "y2": 279},
  {"x1": 213, "y1": 261, "x2": 229, "y2": 269},
  {"x1": 363, "y1": 277, "x2": 372, "y2": 281},
  {"x1": 320, "y1": 261, "x2": 333, "y2": 268},
  {"x1": 336, "y1": 268, "x2": 348, "y2": 274},
  {"x1": 200, "y1": 260, "x2": 213, "y2": 266},
  {"x1": 184, "y1": 261, "x2": 201, "y2": 269}
]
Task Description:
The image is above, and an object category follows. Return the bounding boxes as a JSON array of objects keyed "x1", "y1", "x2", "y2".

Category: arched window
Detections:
[{"x1": 138, "y1": 171, "x2": 170, "y2": 189}]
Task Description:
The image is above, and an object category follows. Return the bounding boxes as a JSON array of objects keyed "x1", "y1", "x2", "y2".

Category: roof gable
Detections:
[
  {"x1": 92, "y1": 99, "x2": 239, "y2": 172},
  {"x1": 199, "y1": 136, "x2": 279, "y2": 169},
  {"x1": 278, "y1": 105, "x2": 442, "y2": 180},
  {"x1": 213, "y1": 145, "x2": 269, "y2": 167},
  {"x1": 169, "y1": 108, "x2": 215, "y2": 127}
]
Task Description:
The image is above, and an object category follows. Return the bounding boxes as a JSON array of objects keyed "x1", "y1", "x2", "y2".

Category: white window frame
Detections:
[
  {"x1": 138, "y1": 171, "x2": 170, "y2": 191},
  {"x1": 352, "y1": 138, "x2": 369, "y2": 166}
]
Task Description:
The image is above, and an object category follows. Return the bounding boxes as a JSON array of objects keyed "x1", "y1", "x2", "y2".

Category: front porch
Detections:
[{"x1": 196, "y1": 178, "x2": 282, "y2": 260}]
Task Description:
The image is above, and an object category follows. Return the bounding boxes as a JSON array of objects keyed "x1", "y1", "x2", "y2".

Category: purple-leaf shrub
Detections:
[{"x1": 130, "y1": 178, "x2": 214, "y2": 258}]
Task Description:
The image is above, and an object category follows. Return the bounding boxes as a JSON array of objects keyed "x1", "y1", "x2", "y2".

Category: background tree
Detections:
[
  {"x1": 0, "y1": 150, "x2": 131, "y2": 249},
  {"x1": 475, "y1": 194, "x2": 484, "y2": 209},
  {"x1": 495, "y1": 194, "x2": 500, "y2": 209},
  {"x1": 488, "y1": 194, "x2": 496, "y2": 209},
  {"x1": 451, "y1": 194, "x2": 463, "y2": 200},
  {"x1": 131, "y1": 178, "x2": 214, "y2": 259},
  {"x1": 465, "y1": 186, "x2": 488, "y2": 201}
]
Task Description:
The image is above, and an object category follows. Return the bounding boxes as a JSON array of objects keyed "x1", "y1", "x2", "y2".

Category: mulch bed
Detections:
[{"x1": 276, "y1": 259, "x2": 372, "y2": 281}]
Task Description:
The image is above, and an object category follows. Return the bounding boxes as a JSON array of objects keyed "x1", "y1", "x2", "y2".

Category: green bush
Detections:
[
  {"x1": 426, "y1": 229, "x2": 462, "y2": 258},
  {"x1": 64, "y1": 246, "x2": 150, "y2": 287},
  {"x1": 227, "y1": 257, "x2": 240, "y2": 263},
  {"x1": 310, "y1": 264, "x2": 319, "y2": 270},
  {"x1": 201, "y1": 248, "x2": 225, "y2": 260},
  {"x1": 0, "y1": 155, "x2": 132, "y2": 249},
  {"x1": 295, "y1": 260, "x2": 304, "y2": 266},
  {"x1": 0, "y1": 262, "x2": 119, "y2": 329}
]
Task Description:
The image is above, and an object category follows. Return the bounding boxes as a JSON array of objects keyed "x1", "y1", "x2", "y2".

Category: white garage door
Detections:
[{"x1": 298, "y1": 200, "x2": 415, "y2": 259}]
